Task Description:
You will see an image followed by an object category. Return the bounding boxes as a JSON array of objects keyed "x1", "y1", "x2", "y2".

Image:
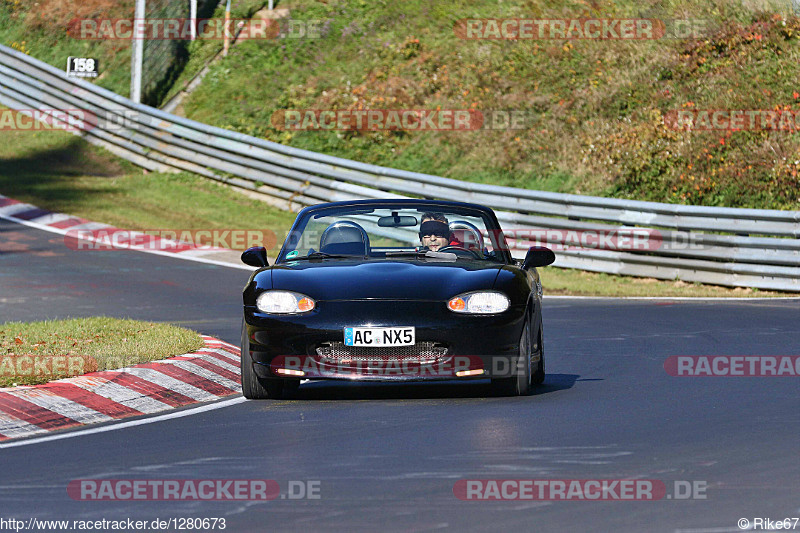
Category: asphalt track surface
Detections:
[{"x1": 1, "y1": 217, "x2": 799, "y2": 532}]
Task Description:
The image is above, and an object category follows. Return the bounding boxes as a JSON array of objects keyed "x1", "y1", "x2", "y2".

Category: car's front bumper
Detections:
[{"x1": 243, "y1": 300, "x2": 530, "y2": 381}]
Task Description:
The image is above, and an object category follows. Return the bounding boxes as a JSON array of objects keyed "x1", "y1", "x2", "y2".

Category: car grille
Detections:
[{"x1": 315, "y1": 341, "x2": 449, "y2": 363}]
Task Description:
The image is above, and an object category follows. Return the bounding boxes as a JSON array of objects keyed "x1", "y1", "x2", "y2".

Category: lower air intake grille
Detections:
[{"x1": 315, "y1": 342, "x2": 448, "y2": 363}]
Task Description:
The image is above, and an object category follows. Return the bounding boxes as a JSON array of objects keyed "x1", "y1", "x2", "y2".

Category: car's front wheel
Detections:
[
  {"x1": 491, "y1": 314, "x2": 533, "y2": 396},
  {"x1": 240, "y1": 320, "x2": 286, "y2": 400}
]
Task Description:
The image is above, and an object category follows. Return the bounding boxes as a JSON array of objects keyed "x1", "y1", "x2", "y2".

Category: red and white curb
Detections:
[
  {"x1": 0, "y1": 336, "x2": 241, "y2": 441},
  {"x1": 0, "y1": 194, "x2": 251, "y2": 270}
]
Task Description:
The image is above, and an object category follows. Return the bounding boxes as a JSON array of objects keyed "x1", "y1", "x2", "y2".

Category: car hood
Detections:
[{"x1": 270, "y1": 259, "x2": 503, "y2": 301}]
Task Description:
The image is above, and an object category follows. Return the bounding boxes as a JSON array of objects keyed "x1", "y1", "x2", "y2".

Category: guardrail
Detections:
[{"x1": 1, "y1": 43, "x2": 799, "y2": 291}]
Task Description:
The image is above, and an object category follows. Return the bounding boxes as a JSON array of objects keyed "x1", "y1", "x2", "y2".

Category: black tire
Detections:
[
  {"x1": 240, "y1": 320, "x2": 285, "y2": 400},
  {"x1": 532, "y1": 324, "x2": 545, "y2": 386},
  {"x1": 491, "y1": 314, "x2": 533, "y2": 396},
  {"x1": 515, "y1": 317, "x2": 533, "y2": 395}
]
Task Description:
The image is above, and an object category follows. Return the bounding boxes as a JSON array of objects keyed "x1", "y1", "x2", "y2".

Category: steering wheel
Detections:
[{"x1": 437, "y1": 245, "x2": 483, "y2": 259}]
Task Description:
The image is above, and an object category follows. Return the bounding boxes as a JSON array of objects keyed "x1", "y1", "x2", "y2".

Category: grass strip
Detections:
[{"x1": 0, "y1": 317, "x2": 205, "y2": 387}]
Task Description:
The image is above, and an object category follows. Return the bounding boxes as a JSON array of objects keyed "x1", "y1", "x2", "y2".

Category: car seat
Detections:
[
  {"x1": 449, "y1": 220, "x2": 485, "y2": 252},
  {"x1": 319, "y1": 221, "x2": 370, "y2": 256}
]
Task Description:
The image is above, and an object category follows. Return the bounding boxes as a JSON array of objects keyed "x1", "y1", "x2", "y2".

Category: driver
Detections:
[{"x1": 419, "y1": 212, "x2": 462, "y2": 251}]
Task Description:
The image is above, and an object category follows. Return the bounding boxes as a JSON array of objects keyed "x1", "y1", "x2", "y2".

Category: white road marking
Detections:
[
  {"x1": 66, "y1": 375, "x2": 172, "y2": 414},
  {"x1": 4, "y1": 388, "x2": 113, "y2": 425},
  {"x1": 0, "y1": 412, "x2": 49, "y2": 440},
  {"x1": 65, "y1": 221, "x2": 113, "y2": 231},
  {"x1": 120, "y1": 367, "x2": 219, "y2": 402},
  {"x1": 205, "y1": 343, "x2": 241, "y2": 355},
  {"x1": 165, "y1": 360, "x2": 241, "y2": 391},
  {"x1": 192, "y1": 353, "x2": 240, "y2": 374},
  {"x1": 201, "y1": 337, "x2": 240, "y2": 351},
  {"x1": 0, "y1": 397, "x2": 247, "y2": 449},
  {"x1": 24, "y1": 212, "x2": 73, "y2": 225},
  {"x1": 0, "y1": 203, "x2": 36, "y2": 216},
  {"x1": 196, "y1": 347, "x2": 240, "y2": 364}
]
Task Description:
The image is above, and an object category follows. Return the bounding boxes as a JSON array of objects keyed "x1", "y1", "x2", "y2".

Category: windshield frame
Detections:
[{"x1": 275, "y1": 200, "x2": 513, "y2": 265}]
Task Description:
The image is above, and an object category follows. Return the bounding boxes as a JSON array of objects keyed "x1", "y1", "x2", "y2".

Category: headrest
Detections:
[{"x1": 321, "y1": 226, "x2": 361, "y2": 244}]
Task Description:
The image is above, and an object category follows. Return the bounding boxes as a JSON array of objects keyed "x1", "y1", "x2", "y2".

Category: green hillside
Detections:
[
  {"x1": 3, "y1": 0, "x2": 800, "y2": 210},
  {"x1": 178, "y1": 0, "x2": 800, "y2": 209}
]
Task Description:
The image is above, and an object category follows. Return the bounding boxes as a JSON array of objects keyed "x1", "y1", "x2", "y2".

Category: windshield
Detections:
[{"x1": 278, "y1": 205, "x2": 508, "y2": 263}]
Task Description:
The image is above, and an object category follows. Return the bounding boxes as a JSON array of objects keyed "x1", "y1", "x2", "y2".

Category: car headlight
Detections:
[
  {"x1": 448, "y1": 291, "x2": 510, "y2": 314},
  {"x1": 256, "y1": 291, "x2": 315, "y2": 314}
]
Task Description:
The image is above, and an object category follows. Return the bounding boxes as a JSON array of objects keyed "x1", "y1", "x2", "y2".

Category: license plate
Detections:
[{"x1": 343, "y1": 326, "x2": 415, "y2": 347}]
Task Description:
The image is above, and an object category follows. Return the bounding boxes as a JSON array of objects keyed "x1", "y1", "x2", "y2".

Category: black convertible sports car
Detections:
[{"x1": 240, "y1": 199, "x2": 555, "y2": 399}]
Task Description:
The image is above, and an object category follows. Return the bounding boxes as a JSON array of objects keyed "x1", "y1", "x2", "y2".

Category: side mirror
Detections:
[
  {"x1": 521, "y1": 246, "x2": 555, "y2": 270},
  {"x1": 241, "y1": 246, "x2": 269, "y2": 267}
]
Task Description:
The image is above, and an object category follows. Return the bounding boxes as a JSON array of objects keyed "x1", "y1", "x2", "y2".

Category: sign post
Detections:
[
  {"x1": 190, "y1": 0, "x2": 197, "y2": 40},
  {"x1": 130, "y1": 0, "x2": 145, "y2": 103},
  {"x1": 223, "y1": 0, "x2": 231, "y2": 57}
]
